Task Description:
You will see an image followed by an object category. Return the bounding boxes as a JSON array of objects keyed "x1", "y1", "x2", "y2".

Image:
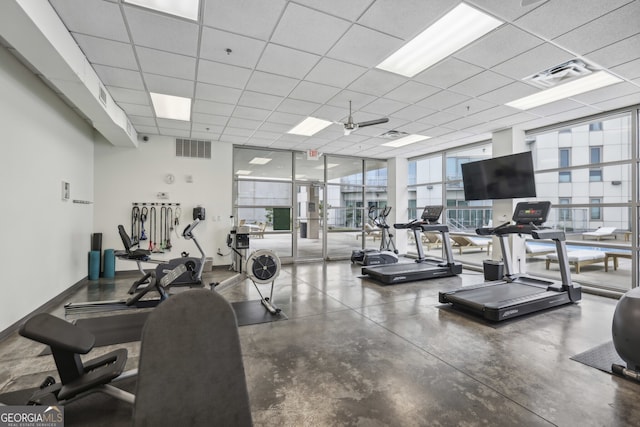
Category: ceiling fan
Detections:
[{"x1": 339, "y1": 101, "x2": 389, "y2": 136}]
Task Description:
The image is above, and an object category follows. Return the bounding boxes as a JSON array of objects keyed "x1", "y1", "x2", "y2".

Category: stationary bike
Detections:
[{"x1": 351, "y1": 206, "x2": 399, "y2": 266}]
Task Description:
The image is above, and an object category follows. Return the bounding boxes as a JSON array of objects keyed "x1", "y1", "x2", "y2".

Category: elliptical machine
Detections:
[{"x1": 351, "y1": 206, "x2": 399, "y2": 266}]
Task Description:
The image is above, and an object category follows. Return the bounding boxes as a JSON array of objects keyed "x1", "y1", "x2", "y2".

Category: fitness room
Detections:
[{"x1": 1, "y1": 0, "x2": 640, "y2": 425}]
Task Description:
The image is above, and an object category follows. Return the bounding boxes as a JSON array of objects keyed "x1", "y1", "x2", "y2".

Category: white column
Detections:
[{"x1": 388, "y1": 157, "x2": 409, "y2": 254}]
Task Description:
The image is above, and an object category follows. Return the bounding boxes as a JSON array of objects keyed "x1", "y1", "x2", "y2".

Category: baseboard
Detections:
[{"x1": 0, "y1": 275, "x2": 90, "y2": 342}]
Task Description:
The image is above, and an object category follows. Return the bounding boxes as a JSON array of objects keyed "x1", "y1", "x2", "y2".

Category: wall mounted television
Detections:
[{"x1": 461, "y1": 151, "x2": 536, "y2": 201}]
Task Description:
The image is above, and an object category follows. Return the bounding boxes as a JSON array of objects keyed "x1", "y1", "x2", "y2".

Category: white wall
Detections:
[
  {"x1": 93, "y1": 136, "x2": 233, "y2": 271},
  {"x1": 0, "y1": 46, "x2": 95, "y2": 331}
]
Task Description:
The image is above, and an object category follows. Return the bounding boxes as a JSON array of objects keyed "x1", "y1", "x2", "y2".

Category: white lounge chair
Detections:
[
  {"x1": 546, "y1": 250, "x2": 605, "y2": 273},
  {"x1": 582, "y1": 227, "x2": 617, "y2": 241}
]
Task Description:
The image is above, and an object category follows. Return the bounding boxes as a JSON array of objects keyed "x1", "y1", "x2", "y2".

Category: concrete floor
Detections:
[{"x1": 1, "y1": 262, "x2": 639, "y2": 426}]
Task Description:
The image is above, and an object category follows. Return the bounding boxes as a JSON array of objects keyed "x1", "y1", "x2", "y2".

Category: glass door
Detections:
[{"x1": 295, "y1": 182, "x2": 324, "y2": 260}]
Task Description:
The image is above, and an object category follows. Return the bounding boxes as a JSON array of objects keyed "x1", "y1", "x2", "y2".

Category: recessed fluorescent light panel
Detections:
[
  {"x1": 506, "y1": 71, "x2": 623, "y2": 110},
  {"x1": 382, "y1": 134, "x2": 431, "y2": 148},
  {"x1": 377, "y1": 3, "x2": 502, "y2": 77},
  {"x1": 150, "y1": 92, "x2": 191, "y2": 121},
  {"x1": 288, "y1": 117, "x2": 333, "y2": 136},
  {"x1": 249, "y1": 157, "x2": 272, "y2": 165},
  {"x1": 124, "y1": 0, "x2": 200, "y2": 20}
]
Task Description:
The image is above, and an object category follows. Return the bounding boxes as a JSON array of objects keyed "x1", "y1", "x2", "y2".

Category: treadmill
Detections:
[
  {"x1": 439, "y1": 201, "x2": 582, "y2": 321},
  {"x1": 361, "y1": 206, "x2": 462, "y2": 285}
]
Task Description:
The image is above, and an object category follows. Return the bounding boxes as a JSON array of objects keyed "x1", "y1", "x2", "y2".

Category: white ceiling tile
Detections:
[
  {"x1": 232, "y1": 106, "x2": 271, "y2": 121},
  {"x1": 305, "y1": 58, "x2": 367, "y2": 88},
  {"x1": 593, "y1": 92, "x2": 640, "y2": 111},
  {"x1": 454, "y1": 25, "x2": 543, "y2": 69},
  {"x1": 385, "y1": 81, "x2": 441, "y2": 104},
  {"x1": 552, "y1": 2, "x2": 640, "y2": 55},
  {"x1": 348, "y1": 69, "x2": 407, "y2": 97},
  {"x1": 191, "y1": 113, "x2": 229, "y2": 126},
  {"x1": 220, "y1": 134, "x2": 249, "y2": 143},
  {"x1": 327, "y1": 90, "x2": 377, "y2": 110},
  {"x1": 245, "y1": 71, "x2": 300, "y2": 96},
  {"x1": 466, "y1": 0, "x2": 545, "y2": 22},
  {"x1": 293, "y1": 0, "x2": 373, "y2": 21},
  {"x1": 416, "y1": 90, "x2": 471, "y2": 111},
  {"x1": 50, "y1": 0, "x2": 129, "y2": 42},
  {"x1": 478, "y1": 81, "x2": 540, "y2": 105},
  {"x1": 193, "y1": 99, "x2": 235, "y2": 116},
  {"x1": 256, "y1": 44, "x2": 320, "y2": 79},
  {"x1": 119, "y1": 102, "x2": 154, "y2": 117},
  {"x1": 202, "y1": 0, "x2": 287, "y2": 41},
  {"x1": 327, "y1": 25, "x2": 402, "y2": 68},
  {"x1": 251, "y1": 130, "x2": 283, "y2": 141},
  {"x1": 191, "y1": 123, "x2": 223, "y2": 134},
  {"x1": 199, "y1": 27, "x2": 266, "y2": 68},
  {"x1": 143, "y1": 74, "x2": 194, "y2": 98},
  {"x1": 276, "y1": 99, "x2": 321, "y2": 115},
  {"x1": 289, "y1": 81, "x2": 341, "y2": 104},
  {"x1": 267, "y1": 111, "x2": 307, "y2": 125},
  {"x1": 448, "y1": 70, "x2": 514, "y2": 97},
  {"x1": 271, "y1": 3, "x2": 351, "y2": 55},
  {"x1": 137, "y1": 46, "x2": 196, "y2": 80},
  {"x1": 223, "y1": 127, "x2": 255, "y2": 137},
  {"x1": 124, "y1": 5, "x2": 199, "y2": 56},
  {"x1": 586, "y1": 33, "x2": 640, "y2": 69},
  {"x1": 93, "y1": 65, "x2": 144, "y2": 90},
  {"x1": 238, "y1": 91, "x2": 284, "y2": 110},
  {"x1": 197, "y1": 59, "x2": 251, "y2": 88},
  {"x1": 73, "y1": 34, "x2": 138, "y2": 69},
  {"x1": 258, "y1": 122, "x2": 293, "y2": 133},
  {"x1": 419, "y1": 111, "x2": 461, "y2": 126},
  {"x1": 612, "y1": 59, "x2": 640, "y2": 80},
  {"x1": 491, "y1": 43, "x2": 574, "y2": 80},
  {"x1": 361, "y1": 98, "x2": 407, "y2": 116},
  {"x1": 524, "y1": 98, "x2": 589, "y2": 116},
  {"x1": 190, "y1": 131, "x2": 221, "y2": 140},
  {"x1": 156, "y1": 118, "x2": 190, "y2": 130},
  {"x1": 134, "y1": 125, "x2": 159, "y2": 134},
  {"x1": 357, "y1": 0, "x2": 452, "y2": 39},
  {"x1": 391, "y1": 105, "x2": 437, "y2": 122},
  {"x1": 195, "y1": 82, "x2": 242, "y2": 104},
  {"x1": 107, "y1": 86, "x2": 149, "y2": 105},
  {"x1": 312, "y1": 104, "x2": 352, "y2": 122},
  {"x1": 515, "y1": 0, "x2": 633, "y2": 40},
  {"x1": 129, "y1": 115, "x2": 157, "y2": 126},
  {"x1": 158, "y1": 128, "x2": 189, "y2": 137},
  {"x1": 413, "y1": 57, "x2": 484, "y2": 89},
  {"x1": 570, "y1": 82, "x2": 640, "y2": 105}
]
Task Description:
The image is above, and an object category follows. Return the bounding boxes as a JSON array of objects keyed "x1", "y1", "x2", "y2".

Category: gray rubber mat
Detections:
[{"x1": 571, "y1": 341, "x2": 625, "y2": 373}]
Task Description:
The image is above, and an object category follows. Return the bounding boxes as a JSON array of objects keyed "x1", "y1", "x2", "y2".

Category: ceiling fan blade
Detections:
[{"x1": 356, "y1": 118, "x2": 389, "y2": 128}]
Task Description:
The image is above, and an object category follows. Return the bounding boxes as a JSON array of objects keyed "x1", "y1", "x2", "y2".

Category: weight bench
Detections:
[{"x1": 18, "y1": 313, "x2": 135, "y2": 405}]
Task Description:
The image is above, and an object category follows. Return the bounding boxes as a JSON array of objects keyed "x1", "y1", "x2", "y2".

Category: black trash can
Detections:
[
  {"x1": 300, "y1": 221, "x2": 307, "y2": 238},
  {"x1": 483, "y1": 260, "x2": 504, "y2": 281}
]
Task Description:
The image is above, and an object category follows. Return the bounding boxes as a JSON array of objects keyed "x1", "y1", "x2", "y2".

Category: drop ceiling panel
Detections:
[
  {"x1": 327, "y1": 25, "x2": 402, "y2": 67},
  {"x1": 357, "y1": 0, "x2": 453, "y2": 40},
  {"x1": 157, "y1": 118, "x2": 190, "y2": 130},
  {"x1": 553, "y1": 2, "x2": 640, "y2": 55},
  {"x1": 593, "y1": 92, "x2": 640, "y2": 111},
  {"x1": 391, "y1": 105, "x2": 437, "y2": 122},
  {"x1": 124, "y1": 5, "x2": 199, "y2": 56},
  {"x1": 385, "y1": 81, "x2": 440, "y2": 104},
  {"x1": 270, "y1": 3, "x2": 351, "y2": 55},
  {"x1": 416, "y1": 90, "x2": 471, "y2": 111},
  {"x1": 232, "y1": 106, "x2": 272, "y2": 121},
  {"x1": 199, "y1": 27, "x2": 266, "y2": 68},
  {"x1": 348, "y1": 69, "x2": 407, "y2": 97},
  {"x1": 107, "y1": 86, "x2": 148, "y2": 105},
  {"x1": 276, "y1": 98, "x2": 321, "y2": 115},
  {"x1": 137, "y1": 47, "x2": 196, "y2": 80},
  {"x1": 327, "y1": 90, "x2": 377, "y2": 110},
  {"x1": 413, "y1": 57, "x2": 484, "y2": 89},
  {"x1": 293, "y1": 0, "x2": 374, "y2": 21},
  {"x1": 143, "y1": 74, "x2": 194, "y2": 98},
  {"x1": 193, "y1": 99, "x2": 235, "y2": 116},
  {"x1": 419, "y1": 111, "x2": 461, "y2": 126},
  {"x1": 524, "y1": 98, "x2": 590, "y2": 117},
  {"x1": 466, "y1": 0, "x2": 544, "y2": 22},
  {"x1": 202, "y1": 0, "x2": 287, "y2": 41},
  {"x1": 134, "y1": 125, "x2": 159, "y2": 134},
  {"x1": 289, "y1": 81, "x2": 341, "y2": 104},
  {"x1": 245, "y1": 71, "x2": 300, "y2": 96},
  {"x1": 129, "y1": 115, "x2": 156, "y2": 126},
  {"x1": 361, "y1": 98, "x2": 407, "y2": 116},
  {"x1": 491, "y1": 43, "x2": 574, "y2": 80},
  {"x1": 515, "y1": 0, "x2": 634, "y2": 40},
  {"x1": 586, "y1": 33, "x2": 640, "y2": 69},
  {"x1": 50, "y1": 0, "x2": 129, "y2": 42},
  {"x1": 237, "y1": 91, "x2": 284, "y2": 110},
  {"x1": 195, "y1": 82, "x2": 242, "y2": 104},
  {"x1": 73, "y1": 34, "x2": 138, "y2": 69},
  {"x1": 267, "y1": 111, "x2": 306, "y2": 125},
  {"x1": 191, "y1": 113, "x2": 229, "y2": 126},
  {"x1": 454, "y1": 25, "x2": 543, "y2": 69},
  {"x1": 258, "y1": 122, "x2": 293, "y2": 133},
  {"x1": 196, "y1": 59, "x2": 251, "y2": 88},
  {"x1": 570, "y1": 82, "x2": 640, "y2": 105},
  {"x1": 612, "y1": 59, "x2": 640, "y2": 80},
  {"x1": 448, "y1": 70, "x2": 514, "y2": 98},
  {"x1": 119, "y1": 102, "x2": 154, "y2": 117},
  {"x1": 478, "y1": 81, "x2": 540, "y2": 105},
  {"x1": 93, "y1": 64, "x2": 144, "y2": 90},
  {"x1": 305, "y1": 57, "x2": 367, "y2": 88},
  {"x1": 256, "y1": 44, "x2": 320, "y2": 79}
]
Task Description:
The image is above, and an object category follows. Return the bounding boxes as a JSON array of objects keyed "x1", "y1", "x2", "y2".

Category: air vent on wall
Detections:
[
  {"x1": 176, "y1": 139, "x2": 211, "y2": 159},
  {"x1": 524, "y1": 59, "x2": 595, "y2": 88},
  {"x1": 98, "y1": 84, "x2": 107, "y2": 106}
]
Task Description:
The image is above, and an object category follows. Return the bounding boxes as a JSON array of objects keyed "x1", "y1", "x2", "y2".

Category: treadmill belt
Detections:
[
  {"x1": 363, "y1": 259, "x2": 441, "y2": 274},
  {"x1": 448, "y1": 283, "x2": 547, "y2": 305}
]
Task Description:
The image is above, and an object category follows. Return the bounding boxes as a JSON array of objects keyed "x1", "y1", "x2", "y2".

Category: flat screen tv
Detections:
[{"x1": 461, "y1": 152, "x2": 536, "y2": 201}]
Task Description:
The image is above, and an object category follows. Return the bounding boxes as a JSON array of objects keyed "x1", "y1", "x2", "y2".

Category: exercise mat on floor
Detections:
[
  {"x1": 39, "y1": 301, "x2": 286, "y2": 355},
  {"x1": 571, "y1": 341, "x2": 625, "y2": 374}
]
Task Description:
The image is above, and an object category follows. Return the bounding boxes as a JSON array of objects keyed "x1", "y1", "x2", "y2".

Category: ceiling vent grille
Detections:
[
  {"x1": 379, "y1": 130, "x2": 409, "y2": 139},
  {"x1": 525, "y1": 59, "x2": 595, "y2": 88},
  {"x1": 176, "y1": 139, "x2": 211, "y2": 159},
  {"x1": 98, "y1": 85, "x2": 107, "y2": 106}
]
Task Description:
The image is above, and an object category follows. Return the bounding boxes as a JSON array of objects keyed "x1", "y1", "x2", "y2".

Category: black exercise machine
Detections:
[
  {"x1": 439, "y1": 201, "x2": 582, "y2": 321},
  {"x1": 361, "y1": 206, "x2": 462, "y2": 284},
  {"x1": 351, "y1": 206, "x2": 399, "y2": 266}
]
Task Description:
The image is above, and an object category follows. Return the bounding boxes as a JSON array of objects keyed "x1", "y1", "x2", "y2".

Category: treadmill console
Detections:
[
  {"x1": 512, "y1": 201, "x2": 551, "y2": 225},
  {"x1": 421, "y1": 206, "x2": 443, "y2": 224}
]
